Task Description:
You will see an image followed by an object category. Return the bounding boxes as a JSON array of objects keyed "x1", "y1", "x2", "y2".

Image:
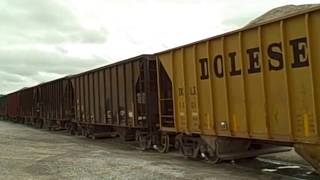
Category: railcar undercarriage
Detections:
[{"x1": 152, "y1": 134, "x2": 293, "y2": 165}]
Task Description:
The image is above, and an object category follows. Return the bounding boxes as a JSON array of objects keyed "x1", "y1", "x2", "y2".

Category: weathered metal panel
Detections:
[
  {"x1": 76, "y1": 77, "x2": 81, "y2": 122},
  {"x1": 35, "y1": 77, "x2": 72, "y2": 128},
  {"x1": 111, "y1": 66, "x2": 118, "y2": 125},
  {"x1": 7, "y1": 92, "x2": 20, "y2": 119},
  {"x1": 147, "y1": 60, "x2": 160, "y2": 130},
  {"x1": 19, "y1": 87, "x2": 35, "y2": 118},
  {"x1": 94, "y1": 71, "x2": 100, "y2": 124},
  {"x1": 99, "y1": 70, "x2": 106, "y2": 124},
  {"x1": 133, "y1": 61, "x2": 142, "y2": 127},
  {"x1": 105, "y1": 69, "x2": 112, "y2": 125},
  {"x1": 156, "y1": 8, "x2": 320, "y2": 144},
  {"x1": 125, "y1": 62, "x2": 134, "y2": 127},
  {"x1": 74, "y1": 77, "x2": 80, "y2": 122},
  {"x1": 84, "y1": 74, "x2": 89, "y2": 123},
  {"x1": 89, "y1": 73, "x2": 94, "y2": 123},
  {"x1": 80, "y1": 76, "x2": 85, "y2": 123},
  {"x1": 118, "y1": 64, "x2": 126, "y2": 126},
  {"x1": 0, "y1": 96, "x2": 7, "y2": 118},
  {"x1": 70, "y1": 55, "x2": 158, "y2": 130},
  {"x1": 309, "y1": 10, "x2": 320, "y2": 141},
  {"x1": 157, "y1": 58, "x2": 174, "y2": 130}
]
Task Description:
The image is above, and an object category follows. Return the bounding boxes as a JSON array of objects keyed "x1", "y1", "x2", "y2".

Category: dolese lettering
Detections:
[
  {"x1": 268, "y1": 42, "x2": 283, "y2": 71},
  {"x1": 200, "y1": 37, "x2": 309, "y2": 80},
  {"x1": 199, "y1": 58, "x2": 209, "y2": 80},
  {"x1": 290, "y1": 37, "x2": 309, "y2": 68},
  {"x1": 229, "y1": 52, "x2": 241, "y2": 76},
  {"x1": 247, "y1": 47, "x2": 261, "y2": 74},
  {"x1": 213, "y1": 55, "x2": 224, "y2": 78}
]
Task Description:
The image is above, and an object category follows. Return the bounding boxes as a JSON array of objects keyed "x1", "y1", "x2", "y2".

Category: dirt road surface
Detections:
[{"x1": 0, "y1": 120, "x2": 314, "y2": 180}]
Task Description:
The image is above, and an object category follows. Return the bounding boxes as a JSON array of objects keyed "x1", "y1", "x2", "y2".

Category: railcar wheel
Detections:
[
  {"x1": 156, "y1": 134, "x2": 170, "y2": 153},
  {"x1": 200, "y1": 144, "x2": 220, "y2": 164}
]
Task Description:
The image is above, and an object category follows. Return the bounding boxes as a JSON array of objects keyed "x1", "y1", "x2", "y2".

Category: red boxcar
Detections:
[{"x1": 7, "y1": 92, "x2": 20, "y2": 122}]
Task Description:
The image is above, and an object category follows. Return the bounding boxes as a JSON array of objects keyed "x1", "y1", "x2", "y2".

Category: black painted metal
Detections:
[{"x1": 67, "y1": 55, "x2": 158, "y2": 138}]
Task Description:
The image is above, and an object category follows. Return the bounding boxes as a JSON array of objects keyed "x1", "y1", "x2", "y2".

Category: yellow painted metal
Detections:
[
  {"x1": 295, "y1": 143, "x2": 320, "y2": 172},
  {"x1": 156, "y1": 7, "x2": 320, "y2": 145}
]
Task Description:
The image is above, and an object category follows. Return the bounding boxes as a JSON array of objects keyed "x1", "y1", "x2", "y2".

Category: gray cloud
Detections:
[
  {"x1": 0, "y1": 48, "x2": 106, "y2": 75},
  {"x1": 0, "y1": 0, "x2": 107, "y2": 45},
  {"x1": 0, "y1": 0, "x2": 110, "y2": 94},
  {"x1": 0, "y1": 47, "x2": 108, "y2": 93}
]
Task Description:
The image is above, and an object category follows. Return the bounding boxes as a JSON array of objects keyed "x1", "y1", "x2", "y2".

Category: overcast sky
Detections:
[{"x1": 0, "y1": 0, "x2": 319, "y2": 94}]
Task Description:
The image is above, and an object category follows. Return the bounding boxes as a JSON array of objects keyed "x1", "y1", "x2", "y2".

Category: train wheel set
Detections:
[{"x1": 1, "y1": 6, "x2": 320, "y2": 174}]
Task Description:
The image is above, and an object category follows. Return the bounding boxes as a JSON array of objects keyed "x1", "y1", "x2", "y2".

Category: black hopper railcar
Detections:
[
  {"x1": 0, "y1": 96, "x2": 7, "y2": 120},
  {"x1": 68, "y1": 55, "x2": 160, "y2": 147},
  {"x1": 36, "y1": 77, "x2": 74, "y2": 130}
]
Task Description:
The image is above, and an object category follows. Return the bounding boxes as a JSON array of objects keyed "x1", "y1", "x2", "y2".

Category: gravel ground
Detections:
[{"x1": 0, "y1": 120, "x2": 313, "y2": 180}]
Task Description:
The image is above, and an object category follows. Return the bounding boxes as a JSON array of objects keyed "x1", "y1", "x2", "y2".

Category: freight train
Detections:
[{"x1": 0, "y1": 6, "x2": 319, "y2": 173}]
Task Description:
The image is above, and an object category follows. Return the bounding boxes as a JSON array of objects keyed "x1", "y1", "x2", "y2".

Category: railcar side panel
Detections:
[
  {"x1": 7, "y1": 93, "x2": 20, "y2": 119},
  {"x1": 99, "y1": 70, "x2": 106, "y2": 124},
  {"x1": 156, "y1": 9, "x2": 320, "y2": 144},
  {"x1": 84, "y1": 74, "x2": 89, "y2": 123},
  {"x1": 89, "y1": 73, "x2": 94, "y2": 123},
  {"x1": 80, "y1": 76, "x2": 85, "y2": 123},
  {"x1": 309, "y1": 11, "x2": 320, "y2": 137},
  {"x1": 0, "y1": 96, "x2": 7, "y2": 118},
  {"x1": 118, "y1": 64, "x2": 126, "y2": 126},
  {"x1": 70, "y1": 55, "x2": 158, "y2": 131},
  {"x1": 105, "y1": 69, "x2": 112, "y2": 125},
  {"x1": 125, "y1": 63, "x2": 134, "y2": 127},
  {"x1": 94, "y1": 71, "x2": 100, "y2": 124},
  {"x1": 111, "y1": 67, "x2": 118, "y2": 125},
  {"x1": 133, "y1": 61, "x2": 140, "y2": 127},
  {"x1": 261, "y1": 22, "x2": 291, "y2": 139},
  {"x1": 35, "y1": 78, "x2": 72, "y2": 129},
  {"x1": 19, "y1": 87, "x2": 34, "y2": 121},
  {"x1": 196, "y1": 42, "x2": 216, "y2": 135}
]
